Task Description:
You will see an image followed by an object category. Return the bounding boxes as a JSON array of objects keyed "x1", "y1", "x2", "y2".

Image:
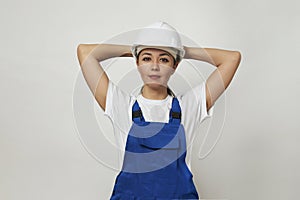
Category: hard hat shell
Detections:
[{"x1": 132, "y1": 22, "x2": 185, "y2": 62}]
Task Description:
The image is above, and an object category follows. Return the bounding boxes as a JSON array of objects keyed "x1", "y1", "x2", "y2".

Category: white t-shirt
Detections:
[{"x1": 104, "y1": 80, "x2": 214, "y2": 170}]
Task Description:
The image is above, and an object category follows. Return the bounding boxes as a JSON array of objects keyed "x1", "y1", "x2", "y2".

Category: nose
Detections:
[{"x1": 151, "y1": 60, "x2": 160, "y2": 71}]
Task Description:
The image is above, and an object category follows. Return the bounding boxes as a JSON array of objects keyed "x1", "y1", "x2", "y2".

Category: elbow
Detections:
[
  {"x1": 77, "y1": 44, "x2": 95, "y2": 66},
  {"x1": 229, "y1": 51, "x2": 242, "y2": 68},
  {"x1": 77, "y1": 44, "x2": 86, "y2": 57},
  {"x1": 77, "y1": 44, "x2": 85, "y2": 66},
  {"x1": 232, "y1": 51, "x2": 242, "y2": 64}
]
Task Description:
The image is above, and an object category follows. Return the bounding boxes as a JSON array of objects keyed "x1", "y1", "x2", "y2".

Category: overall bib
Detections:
[{"x1": 110, "y1": 98, "x2": 199, "y2": 200}]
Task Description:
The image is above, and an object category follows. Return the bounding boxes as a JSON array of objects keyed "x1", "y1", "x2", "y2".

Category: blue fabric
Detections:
[{"x1": 110, "y1": 98, "x2": 199, "y2": 199}]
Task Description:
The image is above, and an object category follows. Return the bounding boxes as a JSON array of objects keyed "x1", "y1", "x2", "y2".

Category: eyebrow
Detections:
[{"x1": 141, "y1": 52, "x2": 171, "y2": 57}]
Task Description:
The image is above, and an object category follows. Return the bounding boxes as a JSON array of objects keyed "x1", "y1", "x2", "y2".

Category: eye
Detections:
[
  {"x1": 142, "y1": 57, "x2": 151, "y2": 62},
  {"x1": 160, "y1": 57, "x2": 170, "y2": 63}
]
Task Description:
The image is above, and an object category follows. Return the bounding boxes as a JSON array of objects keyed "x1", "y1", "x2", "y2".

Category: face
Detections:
[{"x1": 136, "y1": 48, "x2": 178, "y2": 88}]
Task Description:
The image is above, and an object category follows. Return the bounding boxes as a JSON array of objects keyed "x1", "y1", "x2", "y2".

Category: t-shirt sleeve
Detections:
[
  {"x1": 104, "y1": 80, "x2": 132, "y2": 126},
  {"x1": 198, "y1": 82, "x2": 214, "y2": 123},
  {"x1": 178, "y1": 82, "x2": 214, "y2": 124}
]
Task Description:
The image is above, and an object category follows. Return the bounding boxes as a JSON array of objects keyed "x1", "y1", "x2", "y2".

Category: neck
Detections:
[{"x1": 141, "y1": 84, "x2": 168, "y2": 100}]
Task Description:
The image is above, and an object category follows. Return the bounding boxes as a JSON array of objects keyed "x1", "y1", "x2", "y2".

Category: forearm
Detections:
[
  {"x1": 184, "y1": 47, "x2": 241, "y2": 68},
  {"x1": 77, "y1": 43, "x2": 132, "y2": 66}
]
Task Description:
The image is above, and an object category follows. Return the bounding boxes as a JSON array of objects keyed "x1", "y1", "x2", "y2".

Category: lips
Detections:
[{"x1": 148, "y1": 75, "x2": 161, "y2": 80}]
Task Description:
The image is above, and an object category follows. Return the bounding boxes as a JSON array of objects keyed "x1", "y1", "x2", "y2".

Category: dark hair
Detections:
[{"x1": 167, "y1": 87, "x2": 176, "y2": 97}]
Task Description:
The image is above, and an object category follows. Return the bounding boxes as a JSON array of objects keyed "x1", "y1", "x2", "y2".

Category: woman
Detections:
[{"x1": 77, "y1": 22, "x2": 241, "y2": 199}]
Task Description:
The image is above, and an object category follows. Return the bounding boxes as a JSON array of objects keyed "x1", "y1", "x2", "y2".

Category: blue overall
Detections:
[{"x1": 110, "y1": 98, "x2": 199, "y2": 199}]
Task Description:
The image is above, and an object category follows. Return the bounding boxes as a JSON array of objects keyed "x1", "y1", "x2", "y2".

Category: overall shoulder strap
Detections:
[
  {"x1": 132, "y1": 100, "x2": 145, "y2": 123},
  {"x1": 169, "y1": 98, "x2": 181, "y2": 123}
]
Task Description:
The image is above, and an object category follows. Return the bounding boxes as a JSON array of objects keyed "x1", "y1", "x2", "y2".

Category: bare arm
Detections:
[
  {"x1": 77, "y1": 44, "x2": 132, "y2": 110},
  {"x1": 184, "y1": 47, "x2": 242, "y2": 111}
]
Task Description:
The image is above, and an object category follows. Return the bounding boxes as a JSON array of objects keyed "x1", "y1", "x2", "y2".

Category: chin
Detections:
[{"x1": 145, "y1": 82, "x2": 167, "y2": 89}]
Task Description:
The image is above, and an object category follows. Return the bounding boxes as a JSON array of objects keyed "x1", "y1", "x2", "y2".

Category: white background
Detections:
[{"x1": 1, "y1": 0, "x2": 299, "y2": 199}]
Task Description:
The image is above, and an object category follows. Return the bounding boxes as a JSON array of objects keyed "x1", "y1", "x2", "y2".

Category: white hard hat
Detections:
[{"x1": 132, "y1": 21, "x2": 185, "y2": 62}]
